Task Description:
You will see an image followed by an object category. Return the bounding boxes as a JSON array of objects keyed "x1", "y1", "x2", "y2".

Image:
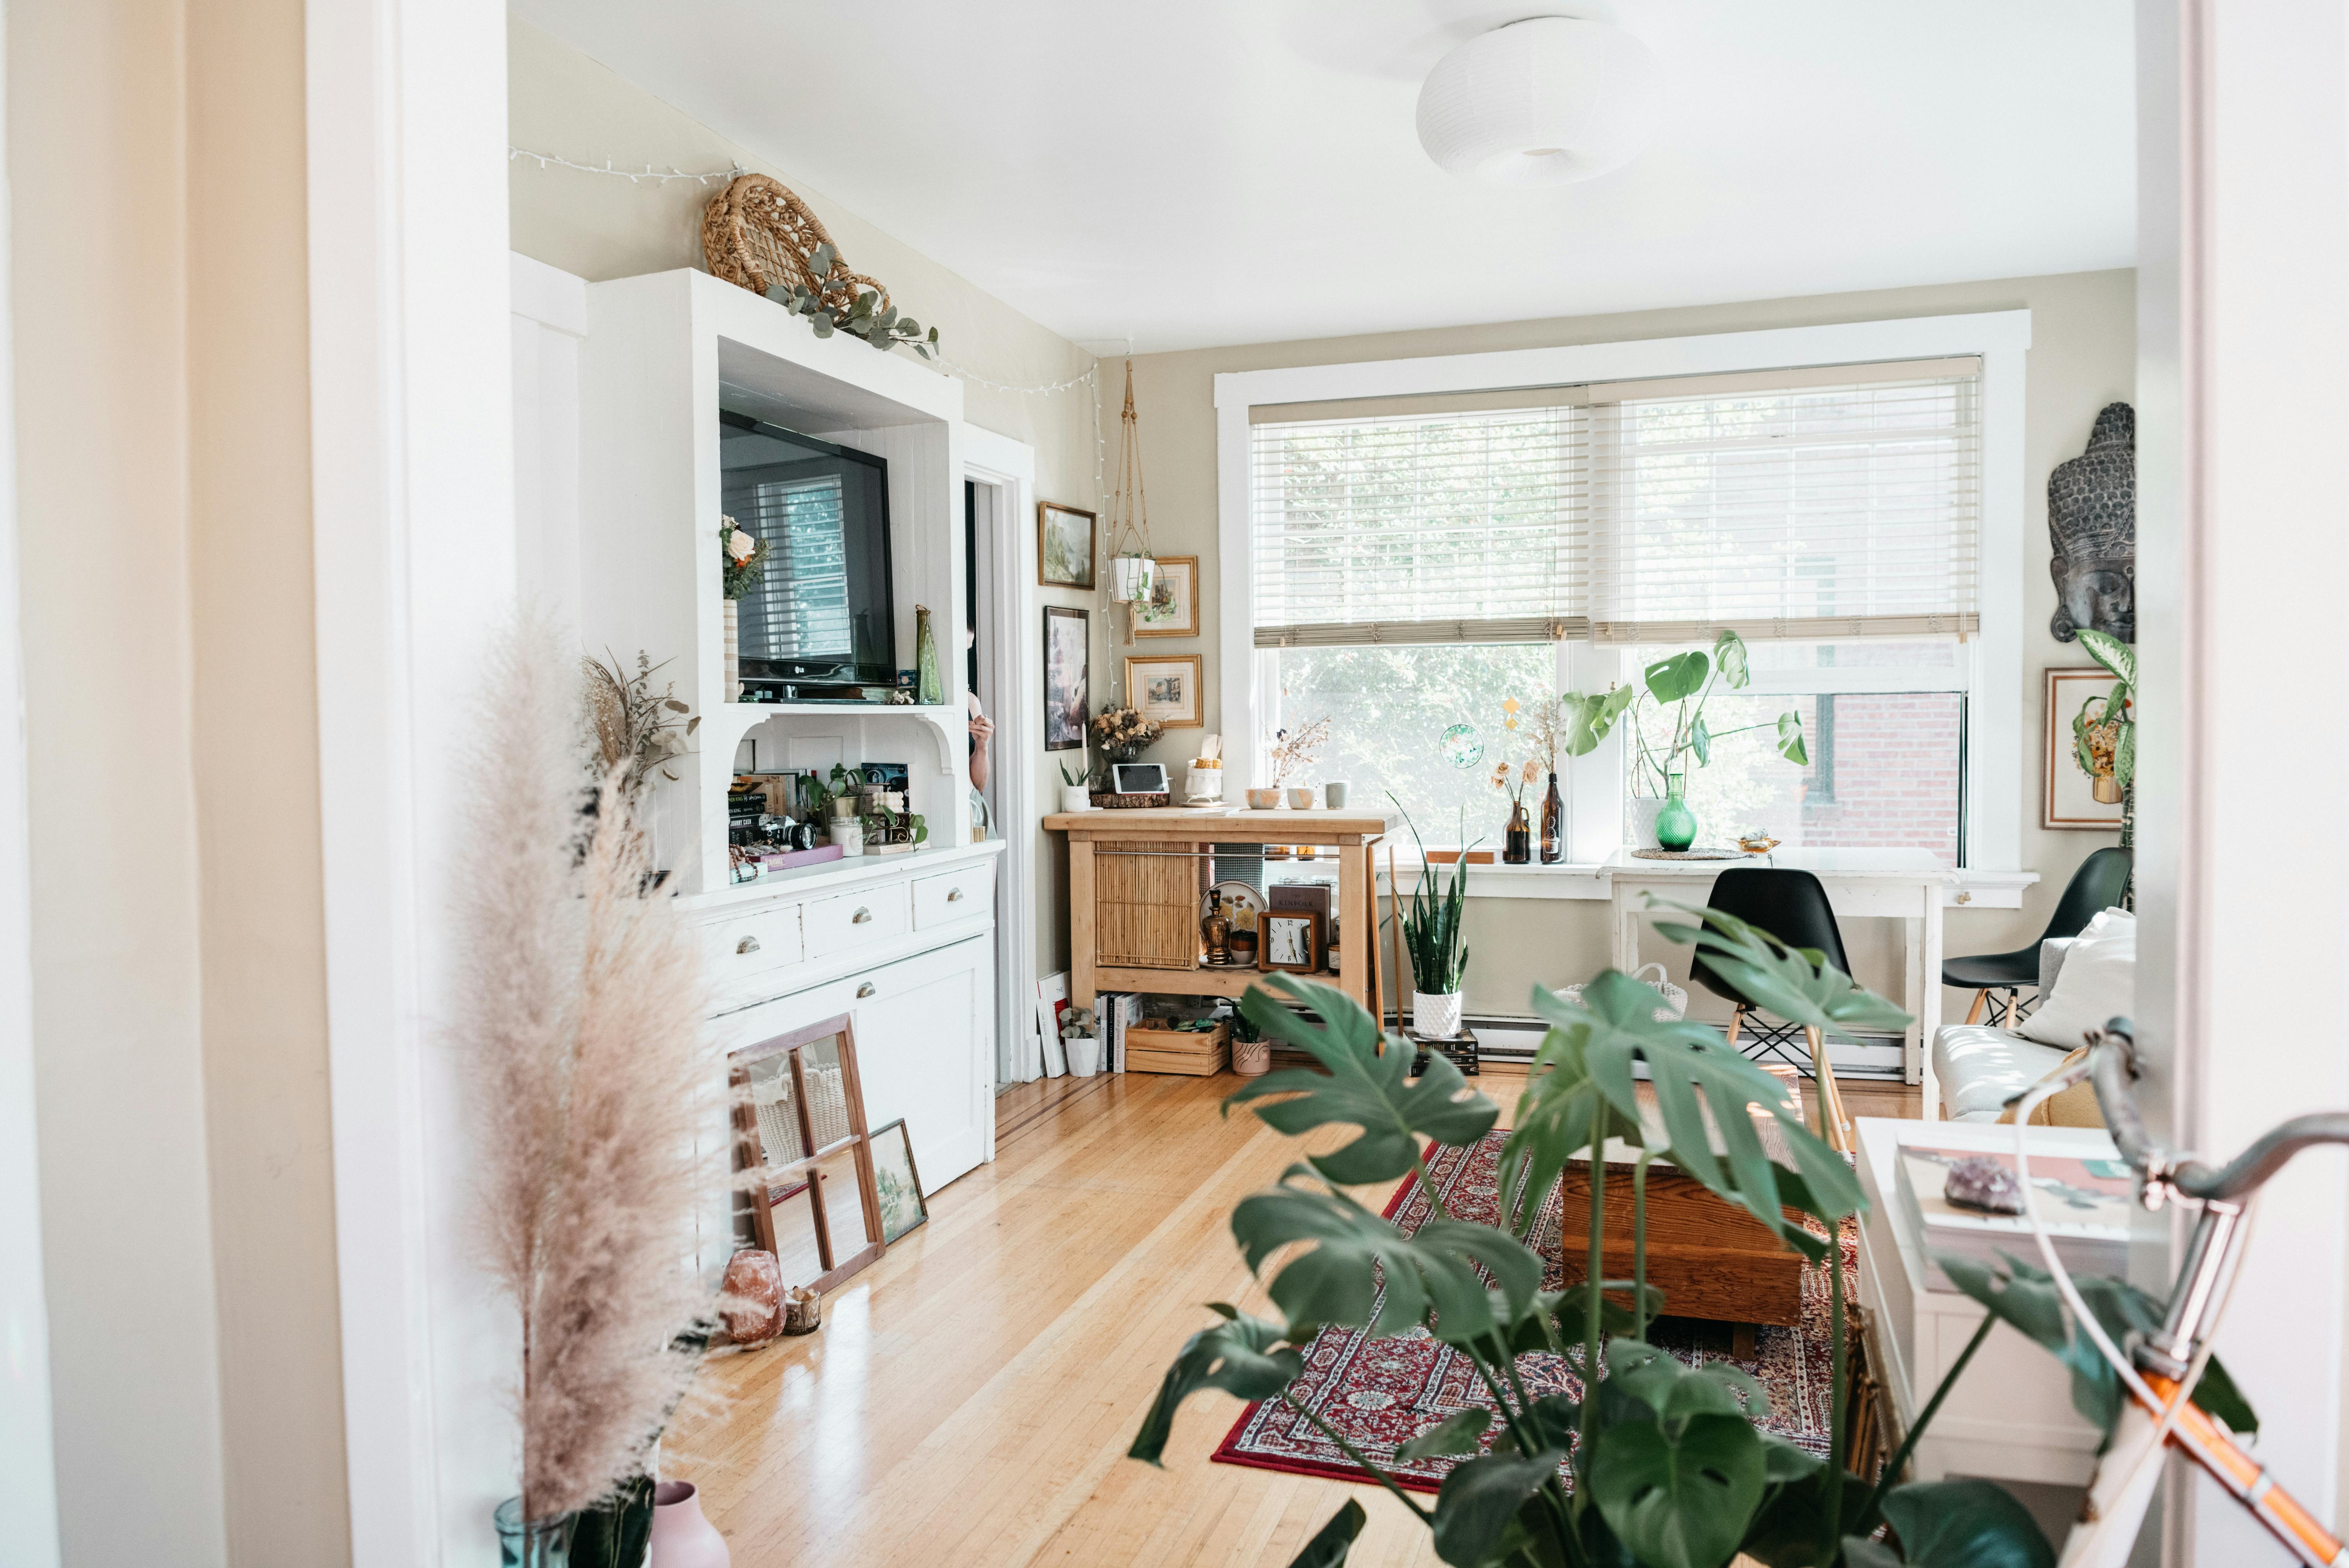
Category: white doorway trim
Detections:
[{"x1": 963, "y1": 424, "x2": 1040, "y2": 1086}]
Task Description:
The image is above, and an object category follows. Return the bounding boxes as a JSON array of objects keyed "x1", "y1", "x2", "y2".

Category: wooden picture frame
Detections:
[
  {"x1": 868, "y1": 1117, "x2": 929, "y2": 1243},
  {"x1": 728, "y1": 1014, "x2": 885, "y2": 1294},
  {"x1": 1044, "y1": 605, "x2": 1090, "y2": 751},
  {"x1": 2043, "y1": 666, "x2": 2126, "y2": 830},
  {"x1": 1037, "y1": 501, "x2": 1097, "y2": 589},
  {"x1": 1132, "y1": 554, "x2": 1199, "y2": 638},
  {"x1": 1125, "y1": 652, "x2": 1204, "y2": 729},
  {"x1": 1259, "y1": 909, "x2": 1324, "y2": 974}
]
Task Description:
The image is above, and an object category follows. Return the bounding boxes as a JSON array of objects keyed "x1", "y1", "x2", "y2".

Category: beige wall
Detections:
[
  {"x1": 1108, "y1": 271, "x2": 2134, "y2": 1017},
  {"x1": 506, "y1": 16, "x2": 1101, "y2": 983},
  {"x1": 14, "y1": 0, "x2": 347, "y2": 1562}
]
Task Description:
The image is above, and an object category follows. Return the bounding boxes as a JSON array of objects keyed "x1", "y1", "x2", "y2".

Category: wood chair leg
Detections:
[
  {"x1": 1724, "y1": 1007, "x2": 1744, "y2": 1049},
  {"x1": 1964, "y1": 989, "x2": 1986, "y2": 1026},
  {"x1": 1806, "y1": 1025, "x2": 1853, "y2": 1156}
]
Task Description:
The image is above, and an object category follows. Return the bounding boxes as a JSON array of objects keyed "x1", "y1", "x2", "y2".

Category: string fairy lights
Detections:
[{"x1": 507, "y1": 145, "x2": 746, "y2": 185}]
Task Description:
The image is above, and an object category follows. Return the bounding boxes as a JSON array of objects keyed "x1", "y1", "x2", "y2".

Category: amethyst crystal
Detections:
[{"x1": 1944, "y1": 1155, "x2": 2025, "y2": 1214}]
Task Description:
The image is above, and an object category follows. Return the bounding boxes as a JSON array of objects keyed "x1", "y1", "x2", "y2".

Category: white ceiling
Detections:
[{"x1": 514, "y1": 1, "x2": 2136, "y2": 354}]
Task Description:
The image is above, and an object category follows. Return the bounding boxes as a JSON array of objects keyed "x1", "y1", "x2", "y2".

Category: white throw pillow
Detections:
[{"x1": 2018, "y1": 906, "x2": 2135, "y2": 1049}]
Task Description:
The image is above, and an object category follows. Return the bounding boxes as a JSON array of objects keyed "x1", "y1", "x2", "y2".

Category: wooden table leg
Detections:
[
  {"x1": 1069, "y1": 839, "x2": 1098, "y2": 1009},
  {"x1": 1339, "y1": 837, "x2": 1371, "y2": 1017},
  {"x1": 1732, "y1": 1323, "x2": 1759, "y2": 1360},
  {"x1": 1386, "y1": 840, "x2": 1406, "y2": 1032},
  {"x1": 1807, "y1": 1024, "x2": 1854, "y2": 1155},
  {"x1": 1919, "y1": 887, "x2": 1944, "y2": 1117}
]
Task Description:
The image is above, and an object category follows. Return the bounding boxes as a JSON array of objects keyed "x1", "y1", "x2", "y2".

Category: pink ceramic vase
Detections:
[{"x1": 649, "y1": 1481, "x2": 729, "y2": 1568}]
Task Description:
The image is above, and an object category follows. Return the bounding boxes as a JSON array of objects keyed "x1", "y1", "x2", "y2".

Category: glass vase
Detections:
[
  {"x1": 495, "y1": 1498, "x2": 577, "y2": 1568},
  {"x1": 914, "y1": 604, "x2": 943, "y2": 705},
  {"x1": 1538, "y1": 771, "x2": 1563, "y2": 863},
  {"x1": 1502, "y1": 801, "x2": 1532, "y2": 864},
  {"x1": 1654, "y1": 775, "x2": 1698, "y2": 853}
]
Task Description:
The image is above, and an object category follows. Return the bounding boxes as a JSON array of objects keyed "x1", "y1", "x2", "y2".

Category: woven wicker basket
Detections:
[
  {"x1": 701, "y1": 172, "x2": 889, "y2": 317},
  {"x1": 1557, "y1": 962, "x2": 1688, "y2": 1022},
  {"x1": 751, "y1": 1060, "x2": 852, "y2": 1155}
]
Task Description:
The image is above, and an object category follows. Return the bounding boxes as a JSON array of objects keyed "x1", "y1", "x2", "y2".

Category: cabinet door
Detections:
[{"x1": 850, "y1": 935, "x2": 994, "y2": 1192}]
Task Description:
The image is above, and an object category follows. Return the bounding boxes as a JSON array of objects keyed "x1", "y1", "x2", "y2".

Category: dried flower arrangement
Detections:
[
  {"x1": 583, "y1": 650, "x2": 699, "y2": 809},
  {"x1": 1090, "y1": 704, "x2": 1164, "y2": 765},
  {"x1": 1489, "y1": 754, "x2": 1541, "y2": 806},
  {"x1": 458, "y1": 618, "x2": 718, "y2": 1527},
  {"x1": 1265, "y1": 716, "x2": 1331, "y2": 788},
  {"x1": 720, "y1": 515, "x2": 769, "y2": 600}
]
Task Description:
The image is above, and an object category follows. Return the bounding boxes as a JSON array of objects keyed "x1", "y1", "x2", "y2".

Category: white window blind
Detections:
[
  {"x1": 738, "y1": 474, "x2": 851, "y2": 657},
  {"x1": 1247, "y1": 398, "x2": 1589, "y2": 647},
  {"x1": 1583, "y1": 358, "x2": 1981, "y2": 645}
]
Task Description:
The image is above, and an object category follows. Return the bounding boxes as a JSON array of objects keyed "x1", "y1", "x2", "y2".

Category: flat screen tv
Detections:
[{"x1": 719, "y1": 408, "x2": 895, "y2": 688}]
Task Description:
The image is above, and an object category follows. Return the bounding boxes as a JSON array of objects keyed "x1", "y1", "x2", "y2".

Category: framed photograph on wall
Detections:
[
  {"x1": 2044, "y1": 666, "x2": 2127, "y2": 830},
  {"x1": 1125, "y1": 653, "x2": 1203, "y2": 729},
  {"x1": 1259, "y1": 909, "x2": 1324, "y2": 974},
  {"x1": 1037, "y1": 501, "x2": 1097, "y2": 589},
  {"x1": 1132, "y1": 554, "x2": 1199, "y2": 638},
  {"x1": 1043, "y1": 606, "x2": 1090, "y2": 752}
]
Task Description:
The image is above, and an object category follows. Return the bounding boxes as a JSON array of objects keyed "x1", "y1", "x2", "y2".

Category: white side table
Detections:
[{"x1": 1854, "y1": 1115, "x2": 2106, "y2": 1485}]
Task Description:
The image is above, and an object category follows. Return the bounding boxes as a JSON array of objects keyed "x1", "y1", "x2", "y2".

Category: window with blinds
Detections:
[
  {"x1": 1246, "y1": 357, "x2": 1980, "y2": 650},
  {"x1": 736, "y1": 474, "x2": 852, "y2": 658}
]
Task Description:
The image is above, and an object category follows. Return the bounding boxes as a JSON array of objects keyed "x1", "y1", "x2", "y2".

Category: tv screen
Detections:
[{"x1": 719, "y1": 409, "x2": 895, "y2": 685}]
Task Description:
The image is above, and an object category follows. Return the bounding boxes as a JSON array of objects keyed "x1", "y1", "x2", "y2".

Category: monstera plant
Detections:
[
  {"x1": 1557, "y1": 629, "x2": 1808, "y2": 798},
  {"x1": 1129, "y1": 907, "x2": 2064, "y2": 1568}
]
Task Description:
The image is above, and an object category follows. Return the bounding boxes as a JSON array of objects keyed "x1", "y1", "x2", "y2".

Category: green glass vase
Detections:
[
  {"x1": 914, "y1": 604, "x2": 943, "y2": 705},
  {"x1": 495, "y1": 1498, "x2": 576, "y2": 1568},
  {"x1": 1654, "y1": 777, "x2": 1698, "y2": 853}
]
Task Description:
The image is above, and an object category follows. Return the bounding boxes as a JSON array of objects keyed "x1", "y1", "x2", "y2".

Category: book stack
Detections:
[{"x1": 1893, "y1": 1138, "x2": 2133, "y2": 1291}]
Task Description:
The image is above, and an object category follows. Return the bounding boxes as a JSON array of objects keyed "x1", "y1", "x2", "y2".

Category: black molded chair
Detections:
[
  {"x1": 1689, "y1": 867, "x2": 1855, "y2": 1153},
  {"x1": 1941, "y1": 847, "x2": 2133, "y2": 1026}
]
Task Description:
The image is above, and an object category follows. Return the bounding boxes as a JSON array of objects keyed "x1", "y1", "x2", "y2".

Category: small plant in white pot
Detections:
[
  {"x1": 1058, "y1": 761, "x2": 1092, "y2": 813},
  {"x1": 1390, "y1": 799, "x2": 1472, "y2": 1039}
]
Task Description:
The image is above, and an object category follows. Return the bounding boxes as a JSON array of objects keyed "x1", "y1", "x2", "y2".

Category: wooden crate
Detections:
[
  {"x1": 1094, "y1": 839, "x2": 1203, "y2": 970},
  {"x1": 1126, "y1": 1021, "x2": 1230, "y2": 1076}
]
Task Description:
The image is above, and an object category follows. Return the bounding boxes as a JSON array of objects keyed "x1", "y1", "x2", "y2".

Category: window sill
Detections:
[{"x1": 1375, "y1": 860, "x2": 2041, "y2": 907}]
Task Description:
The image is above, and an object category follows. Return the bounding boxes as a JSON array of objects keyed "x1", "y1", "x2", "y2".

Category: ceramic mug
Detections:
[
  {"x1": 1285, "y1": 788, "x2": 1315, "y2": 810},
  {"x1": 1323, "y1": 781, "x2": 1350, "y2": 809},
  {"x1": 1244, "y1": 787, "x2": 1281, "y2": 809}
]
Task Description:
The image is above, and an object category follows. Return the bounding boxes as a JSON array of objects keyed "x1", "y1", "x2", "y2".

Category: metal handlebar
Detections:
[{"x1": 2085, "y1": 1019, "x2": 2349, "y2": 1203}]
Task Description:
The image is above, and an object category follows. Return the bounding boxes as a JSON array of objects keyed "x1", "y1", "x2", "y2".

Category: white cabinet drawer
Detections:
[
  {"x1": 802, "y1": 882, "x2": 911, "y2": 960},
  {"x1": 702, "y1": 904, "x2": 802, "y2": 986},
  {"x1": 912, "y1": 861, "x2": 994, "y2": 928}
]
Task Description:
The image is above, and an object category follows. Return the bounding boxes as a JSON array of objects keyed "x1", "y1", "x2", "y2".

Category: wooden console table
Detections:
[{"x1": 1043, "y1": 807, "x2": 1394, "y2": 1016}]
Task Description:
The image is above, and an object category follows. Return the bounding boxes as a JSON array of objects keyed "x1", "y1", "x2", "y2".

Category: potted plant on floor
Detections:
[{"x1": 1390, "y1": 800, "x2": 1472, "y2": 1038}]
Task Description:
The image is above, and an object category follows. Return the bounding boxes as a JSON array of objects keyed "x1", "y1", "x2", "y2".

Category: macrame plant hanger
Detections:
[{"x1": 1103, "y1": 358, "x2": 1159, "y2": 695}]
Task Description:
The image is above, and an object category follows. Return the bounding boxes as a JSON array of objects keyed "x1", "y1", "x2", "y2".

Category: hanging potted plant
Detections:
[
  {"x1": 718, "y1": 515, "x2": 768, "y2": 702},
  {"x1": 1388, "y1": 800, "x2": 1472, "y2": 1038},
  {"x1": 1103, "y1": 360, "x2": 1160, "y2": 623}
]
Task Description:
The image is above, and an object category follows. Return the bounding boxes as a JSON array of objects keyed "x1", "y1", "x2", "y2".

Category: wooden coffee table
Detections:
[{"x1": 1556, "y1": 1112, "x2": 1809, "y2": 1358}]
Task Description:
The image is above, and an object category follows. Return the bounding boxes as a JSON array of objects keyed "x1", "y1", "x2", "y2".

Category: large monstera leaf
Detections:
[
  {"x1": 1225, "y1": 975, "x2": 1499, "y2": 1185},
  {"x1": 1127, "y1": 1305, "x2": 1303, "y2": 1465},
  {"x1": 1652, "y1": 901, "x2": 1914, "y2": 1045},
  {"x1": 1587, "y1": 1412, "x2": 1768, "y2": 1568},
  {"x1": 1644, "y1": 650, "x2": 1710, "y2": 705},
  {"x1": 1233, "y1": 1165, "x2": 1543, "y2": 1344},
  {"x1": 1843, "y1": 1479, "x2": 2055, "y2": 1568}
]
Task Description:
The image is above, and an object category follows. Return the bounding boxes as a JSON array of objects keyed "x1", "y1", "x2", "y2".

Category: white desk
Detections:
[
  {"x1": 1853, "y1": 1116, "x2": 2104, "y2": 1487},
  {"x1": 1599, "y1": 848, "x2": 1948, "y2": 1109}
]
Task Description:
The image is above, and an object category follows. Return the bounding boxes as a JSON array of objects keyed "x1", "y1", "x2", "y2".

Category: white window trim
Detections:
[{"x1": 1215, "y1": 311, "x2": 2031, "y2": 902}]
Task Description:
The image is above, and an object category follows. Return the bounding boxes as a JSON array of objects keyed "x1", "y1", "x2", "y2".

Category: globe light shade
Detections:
[{"x1": 1416, "y1": 16, "x2": 1663, "y2": 188}]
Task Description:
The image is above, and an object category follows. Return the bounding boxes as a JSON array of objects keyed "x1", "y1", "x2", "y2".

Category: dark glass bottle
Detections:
[
  {"x1": 1539, "y1": 771, "x2": 1564, "y2": 863},
  {"x1": 1502, "y1": 801, "x2": 1533, "y2": 864}
]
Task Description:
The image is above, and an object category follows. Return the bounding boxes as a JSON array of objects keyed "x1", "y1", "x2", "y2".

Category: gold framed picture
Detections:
[
  {"x1": 2044, "y1": 666, "x2": 2127, "y2": 830},
  {"x1": 1125, "y1": 653, "x2": 1203, "y2": 729},
  {"x1": 1259, "y1": 909, "x2": 1323, "y2": 974},
  {"x1": 1132, "y1": 554, "x2": 1199, "y2": 638},
  {"x1": 1037, "y1": 501, "x2": 1096, "y2": 589}
]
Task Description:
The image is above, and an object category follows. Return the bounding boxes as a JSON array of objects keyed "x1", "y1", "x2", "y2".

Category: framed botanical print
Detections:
[
  {"x1": 1124, "y1": 653, "x2": 1203, "y2": 729},
  {"x1": 1037, "y1": 501, "x2": 1097, "y2": 589},
  {"x1": 1132, "y1": 554, "x2": 1199, "y2": 638},
  {"x1": 1259, "y1": 909, "x2": 1324, "y2": 974},
  {"x1": 867, "y1": 1117, "x2": 929, "y2": 1244},
  {"x1": 1044, "y1": 606, "x2": 1090, "y2": 751},
  {"x1": 2044, "y1": 666, "x2": 2127, "y2": 830}
]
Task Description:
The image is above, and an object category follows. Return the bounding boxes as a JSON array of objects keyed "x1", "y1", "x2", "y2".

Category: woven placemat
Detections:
[{"x1": 1631, "y1": 846, "x2": 1741, "y2": 861}]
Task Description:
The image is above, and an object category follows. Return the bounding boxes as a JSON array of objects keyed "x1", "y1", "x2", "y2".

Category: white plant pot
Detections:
[
  {"x1": 827, "y1": 819, "x2": 864, "y2": 857},
  {"x1": 1630, "y1": 797, "x2": 1666, "y2": 848},
  {"x1": 1064, "y1": 1034, "x2": 1103, "y2": 1077},
  {"x1": 1109, "y1": 553, "x2": 1156, "y2": 603},
  {"x1": 1413, "y1": 991, "x2": 1465, "y2": 1039},
  {"x1": 1060, "y1": 785, "x2": 1093, "y2": 813}
]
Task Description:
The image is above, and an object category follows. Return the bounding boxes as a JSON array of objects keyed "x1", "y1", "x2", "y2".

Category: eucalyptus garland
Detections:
[{"x1": 770, "y1": 243, "x2": 940, "y2": 359}]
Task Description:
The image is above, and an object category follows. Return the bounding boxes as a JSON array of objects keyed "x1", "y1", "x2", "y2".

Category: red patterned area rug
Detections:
[{"x1": 1212, "y1": 1130, "x2": 1853, "y2": 1493}]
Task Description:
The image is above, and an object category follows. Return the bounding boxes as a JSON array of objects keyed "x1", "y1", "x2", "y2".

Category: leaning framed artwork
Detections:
[
  {"x1": 868, "y1": 1118, "x2": 929, "y2": 1244},
  {"x1": 1043, "y1": 605, "x2": 1090, "y2": 751},
  {"x1": 1125, "y1": 653, "x2": 1203, "y2": 729},
  {"x1": 1037, "y1": 501, "x2": 1097, "y2": 589},
  {"x1": 2044, "y1": 666, "x2": 2127, "y2": 830},
  {"x1": 1132, "y1": 554, "x2": 1199, "y2": 638}
]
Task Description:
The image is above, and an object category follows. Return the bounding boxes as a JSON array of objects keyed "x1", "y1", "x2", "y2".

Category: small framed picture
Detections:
[
  {"x1": 2044, "y1": 666, "x2": 2127, "y2": 830},
  {"x1": 1132, "y1": 554, "x2": 1200, "y2": 638},
  {"x1": 1044, "y1": 606, "x2": 1090, "y2": 752},
  {"x1": 1260, "y1": 909, "x2": 1324, "y2": 974},
  {"x1": 1037, "y1": 501, "x2": 1097, "y2": 589},
  {"x1": 868, "y1": 1117, "x2": 929, "y2": 1244},
  {"x1": 1125, "y1": 653, "x2": 1203, "y2": 729}
]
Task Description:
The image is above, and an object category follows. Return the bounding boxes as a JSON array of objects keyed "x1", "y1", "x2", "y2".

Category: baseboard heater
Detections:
[{"x1": 1377, "y1": 1012, "x2": 1911, "y2": 1079}]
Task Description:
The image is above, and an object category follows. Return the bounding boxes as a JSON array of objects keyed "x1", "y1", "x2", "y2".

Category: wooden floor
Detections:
[{"x1": 667, "y1": 1062, "x2": 1921, "y2": 1567}]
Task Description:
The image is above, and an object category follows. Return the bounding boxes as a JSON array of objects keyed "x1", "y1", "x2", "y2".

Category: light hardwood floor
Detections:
[{"x1": 668, "y1": 1062, "x2": 1920, "y2": 1566}]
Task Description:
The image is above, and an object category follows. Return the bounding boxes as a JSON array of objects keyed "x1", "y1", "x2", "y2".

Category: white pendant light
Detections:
[{"x1": 1416, "y1": 16, "x2": 1661, "y2": 188}]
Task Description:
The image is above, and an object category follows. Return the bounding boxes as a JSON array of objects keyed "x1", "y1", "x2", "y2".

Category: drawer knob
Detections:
[
  {"x1": 856, "y1": 982, "x2": 877, "y2": 999},
  {"x1": 852, "y1": 907, "x2": 873, "y2": 924},
  {"x1": 736, "y1": 935, "x2": 761, "y2": 955},
  {"x1": 946, "y1": 887, "x2": 964, "y2": 902}
]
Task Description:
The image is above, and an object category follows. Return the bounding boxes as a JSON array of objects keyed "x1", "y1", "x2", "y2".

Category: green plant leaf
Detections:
[
  {"x1": 1602, "y1": 1339, "x2": 1770, "y2": 1423},
  {"x1": 2116, "y1": 721, "x2": 2135, "y2": 792},
  {"x1": 1736, "y1": 1466, "x2": 1873, "y2": 1566},
  {"x1": 2074, "y1": 626, "x2": 2135, "y2": 687},
  {"x1": 1232, "y1": 1165, "x2": 1543, "y2": 1343},
  {"x1": 1690, "y1": 715, "x2": 1711, "y2": 766},
  {"x1": 1587, "y1": 1413, "x2": 1767, "y2": 1568},
  {"x1": 1285, "y1": 1500, "x2": 1365, "y2": 1568},
  {"x1": 1395, "y1": 1406, "x2": 1493, "y2": 1461},
  {"x1": 1652, "y1": 900, "x2": 1913, "y2": 1046},
  {"x1": 1777, "y1": 711, "x2": 1808, "y2": 765},
  {"x1": 1429, "y1": 1451, "x2": 1568, "y2": 1567},
  {"x1": 1759, "y1": 1433, "x2": 1823, "y2": 1483},
  {"x1": 1644, "y1": 651, "x2": 1709, "y2": 705},
  {"x1": 1224, "y1": 975, "x2": 1499, "y2": 1184},
  {"x1": 1878, "y1": 1479, "x2": 2055, "y2": 1568},
  {"x1": 1714, "y1": 629, "x2": 1751, "y2": 689},
  {"x1": 1127, "y1": 1305, "x2": 1301, "y2": 1465},
  {"x1": 1841, "y1": 1539, "x2": 1904, "y2": 1568}
]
